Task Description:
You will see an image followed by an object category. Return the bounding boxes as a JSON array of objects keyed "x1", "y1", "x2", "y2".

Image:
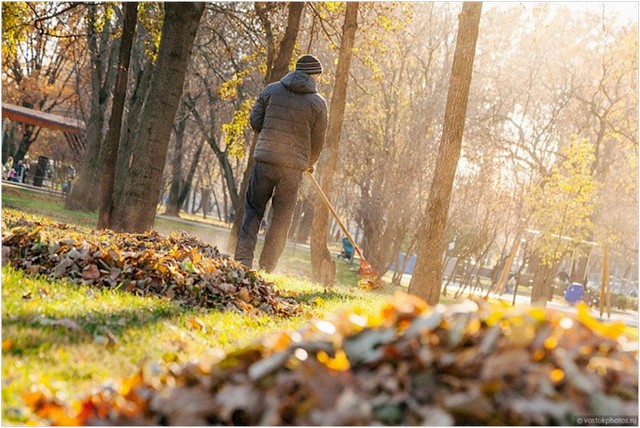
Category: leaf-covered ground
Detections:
[
  {"x1": 2, "y1": 209, "x2": 300, "y2": 316},
  {"x1": 24, "y1": 295, "x2": 638, "y2": 426}
]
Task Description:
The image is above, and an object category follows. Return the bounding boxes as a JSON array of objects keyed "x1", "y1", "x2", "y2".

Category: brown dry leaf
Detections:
[
  {"x1": 237, "y1": 287, "x2": 252, "y2": 303},
  {"x1": 82, "y1": 264, "x2": 100, "y2": 280}
]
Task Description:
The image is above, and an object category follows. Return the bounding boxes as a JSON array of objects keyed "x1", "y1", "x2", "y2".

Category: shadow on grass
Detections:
[
  {"x1": 2, "y1": 305, "x2": 185, "y2": 356},
  {"x1": 288, "y1": 289, "x2": 360, "y2": 304}
]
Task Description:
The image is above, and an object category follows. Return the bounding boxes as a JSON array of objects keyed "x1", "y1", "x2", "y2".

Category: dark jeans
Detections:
[{"x1": 234, "y1": 162, "x2": 302, "y2": 272}]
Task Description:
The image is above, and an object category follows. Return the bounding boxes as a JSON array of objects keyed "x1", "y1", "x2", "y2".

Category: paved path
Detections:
[{"x1": 387, "y1": 274, "x2": 638, "y2": 327}]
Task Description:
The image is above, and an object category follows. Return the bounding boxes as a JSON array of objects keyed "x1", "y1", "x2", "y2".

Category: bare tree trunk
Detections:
[
  {"x1": 165, "y1": 111, "x2": 186, "y2": 217},
  {"x1": 569, "y1": 244, "x2": 591, "y2": 284},
  {"x1": 190, "y1": 178, "x2": 199, "y2": 214},
  {"x1": 164, "y1": 102, "x2": 204, "y2": 218},
  {"x1": 98, "y1": 2, "x2": 138, "y2": 229},
  {"x1": 12, "y1": 123, "x2": 38, "y2": 163},
  {"x1": 110, "y1": 2, "x2": 204, "y2": 232},
  {"x1": 202, "y1": 187, "x2": 210, "y2": 219},
  {"x1": 530, "y1": 253, "x2": 561, "y2": 306},
  {"x1": 267, "y1": 2, "x2": 305, "y2": 86},
  {"x1": 167, "y1": 137, "x2": 206, "y2": 217},
  {"x1": 66, "y1": 4, "x2": 118, "y2": 211},
  {"x1": 310, "y1": 2, "x2": 359, "y2": 284},
  {"x1": 294, "y1": 197, "x2": 314, "y2": 244},
  {"x1": 228, "y1": 2, "x2": 305, "y2": 252},
  {"x1": 114, "y1": 62, "x2": 153, "y2": 199},
  {"x1": 408, "y1": 2, "x2": 482, "y2": 304}
]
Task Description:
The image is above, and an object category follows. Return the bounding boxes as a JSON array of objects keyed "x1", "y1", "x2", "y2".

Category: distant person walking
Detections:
[
  {"x1": 3, "y1": 156, "x2": 13, "y2": 180},
  {"x1": 234, "y1": 54, "x2": 328, "y2": 272}
]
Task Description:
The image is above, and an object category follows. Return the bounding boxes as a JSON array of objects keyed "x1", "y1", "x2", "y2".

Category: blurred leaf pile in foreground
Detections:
[
  {"x1": 24, "y1": 295, "x2": 637, "y2": 425},
  {"x1": 2, "y1": 209, "x2": 300, "y2": 316}
]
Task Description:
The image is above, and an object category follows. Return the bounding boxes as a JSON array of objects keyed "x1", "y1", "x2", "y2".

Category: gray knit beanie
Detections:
[{"x1": 295, "y1": 54, "x2": 323, "y2": 75}]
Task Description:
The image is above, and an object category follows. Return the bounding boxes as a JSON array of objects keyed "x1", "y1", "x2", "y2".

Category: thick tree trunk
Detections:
[
  {"x1": 114, "y1": 63, "x2": 153, "y2": 199},
  {"x1": 408, "y1": 2, "x2": 482, "y2": 305},
  {"x1": 110, "y1": 2, "x2": 205, "y2": 232},
  {"x1": 98, "y1": 2, "x2": 138, "y2": 229},
  {"x1": 310, "y1": 2, "x2": 359, "y2": 285},
  {"x1": 66, "y1": 5, "x2": 118, "y2": 211},
  {"x1": 530, "y1": 254, "x2": 561, "y2": 306},
  {"x1": 228, "y1": 2, "x2": 305, "y2": 252},
  {"x1": 13, "y1": 123, "x2": 38, "y2": 163}
]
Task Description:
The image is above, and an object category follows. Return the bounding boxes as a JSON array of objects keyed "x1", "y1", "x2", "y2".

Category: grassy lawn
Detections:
[
  {"x1": 2, "y1": 185, "x2": 97, "y2": 228},
  {"x1": 1, "y1": 184, "x2": 396, "y2": 424},
  {"x1": 1, "y1": 266, "x2": 391, "y2": 424}
]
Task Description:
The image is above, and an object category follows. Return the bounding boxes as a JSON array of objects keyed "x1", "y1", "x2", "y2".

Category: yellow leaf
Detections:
[
  {"x1": 317, "y1": 349, "x2": 350, "y2": 371},
  {"x1": 577, "y1": 304, "x2": 626, "y2": 339}
]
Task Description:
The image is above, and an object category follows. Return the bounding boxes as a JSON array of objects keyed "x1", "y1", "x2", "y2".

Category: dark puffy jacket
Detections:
[{"x1": 250, "y1": 71, "x2": 328, "y2": 170}]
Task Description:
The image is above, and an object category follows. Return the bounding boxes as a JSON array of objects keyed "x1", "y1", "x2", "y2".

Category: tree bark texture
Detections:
[
  {"x1": 228, "y1": 2, "x2": 305, "y2": 253},
  {"x1": 66, "y1": 5, "x2": 118, "y2": 211},
  {"x1": 167, "y1": 137, "x2": 205, "y2": 217},
  {"x1": 408, "y1": 2, "x2": 482, "y2": 305},
  {"x1": 530, "y1": 253, "x2": 561, "y2": 306},
  {"x1": 267, "y1": 2, "x2": 304, "y2": 84},
  {"x1": 97, "y1": 2, "x2": 138, "y2": 229},
  {"x1": 165, "y1": 110, "x2": 187, "y2": 217},
  {"x1": 110, "y1": 2, "x2": 205, "y2": 232},
  {"x1": 13, "y1": 123, "x2": 38, "y2": 163},
  {"x1": 310, "y1": 2, "x2": 359, "y2": 284},
  {"x1": 114, "y1": 62, "x2": 153, "y2": 199}
]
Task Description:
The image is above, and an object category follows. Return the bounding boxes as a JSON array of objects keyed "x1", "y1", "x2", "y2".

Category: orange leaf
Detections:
[
  {"x1": 186, "y1": 317, "x2": 205, "y2": 332},
  {"x1": 2, "y1": 338, "x2": 14, "y2": 351}
]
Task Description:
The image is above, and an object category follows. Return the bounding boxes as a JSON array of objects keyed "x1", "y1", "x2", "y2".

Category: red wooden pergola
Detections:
[{"x1": 1, "y1": 102, "x2": 87, "y2": 154}]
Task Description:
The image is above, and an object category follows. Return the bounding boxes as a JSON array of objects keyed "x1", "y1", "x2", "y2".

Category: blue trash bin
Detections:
[{"x1": 564, "y1": 282, "x2": 585, "y2": 304}]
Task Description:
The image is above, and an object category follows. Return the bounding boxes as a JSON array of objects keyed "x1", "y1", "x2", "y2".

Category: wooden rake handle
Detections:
[{"x1": 305, "y1": 170, "x2": 364, "y2": 260}]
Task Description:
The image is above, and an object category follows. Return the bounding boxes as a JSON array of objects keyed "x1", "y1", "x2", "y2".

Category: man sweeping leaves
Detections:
[{"x1": 234, "y1": 54, "x2": 328, "y2": 272}]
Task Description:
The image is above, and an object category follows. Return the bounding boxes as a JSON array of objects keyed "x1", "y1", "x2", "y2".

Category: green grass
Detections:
[
  {"x1": 1, "y1": 265, "x2": 391, "y2": 424},
  {"x1": 2, "y1": 185, "x2": 97, "y2": 228}
]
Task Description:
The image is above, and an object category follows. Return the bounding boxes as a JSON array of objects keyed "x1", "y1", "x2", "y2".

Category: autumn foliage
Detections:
[
  {"x1": 1, "y1": 209, "x2": 300, "y2": 316},
  {"x1": 22, "y1": 294, "x2": 638, "y2": 425}
]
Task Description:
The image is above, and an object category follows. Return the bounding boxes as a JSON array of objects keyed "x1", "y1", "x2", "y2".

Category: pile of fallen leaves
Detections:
[
  {"x1": 23, "y1": 294, "x2": 638, "y2": 425},
  {"x1": 1, "y1": 209, "x2": 300, "y2": 316}
]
